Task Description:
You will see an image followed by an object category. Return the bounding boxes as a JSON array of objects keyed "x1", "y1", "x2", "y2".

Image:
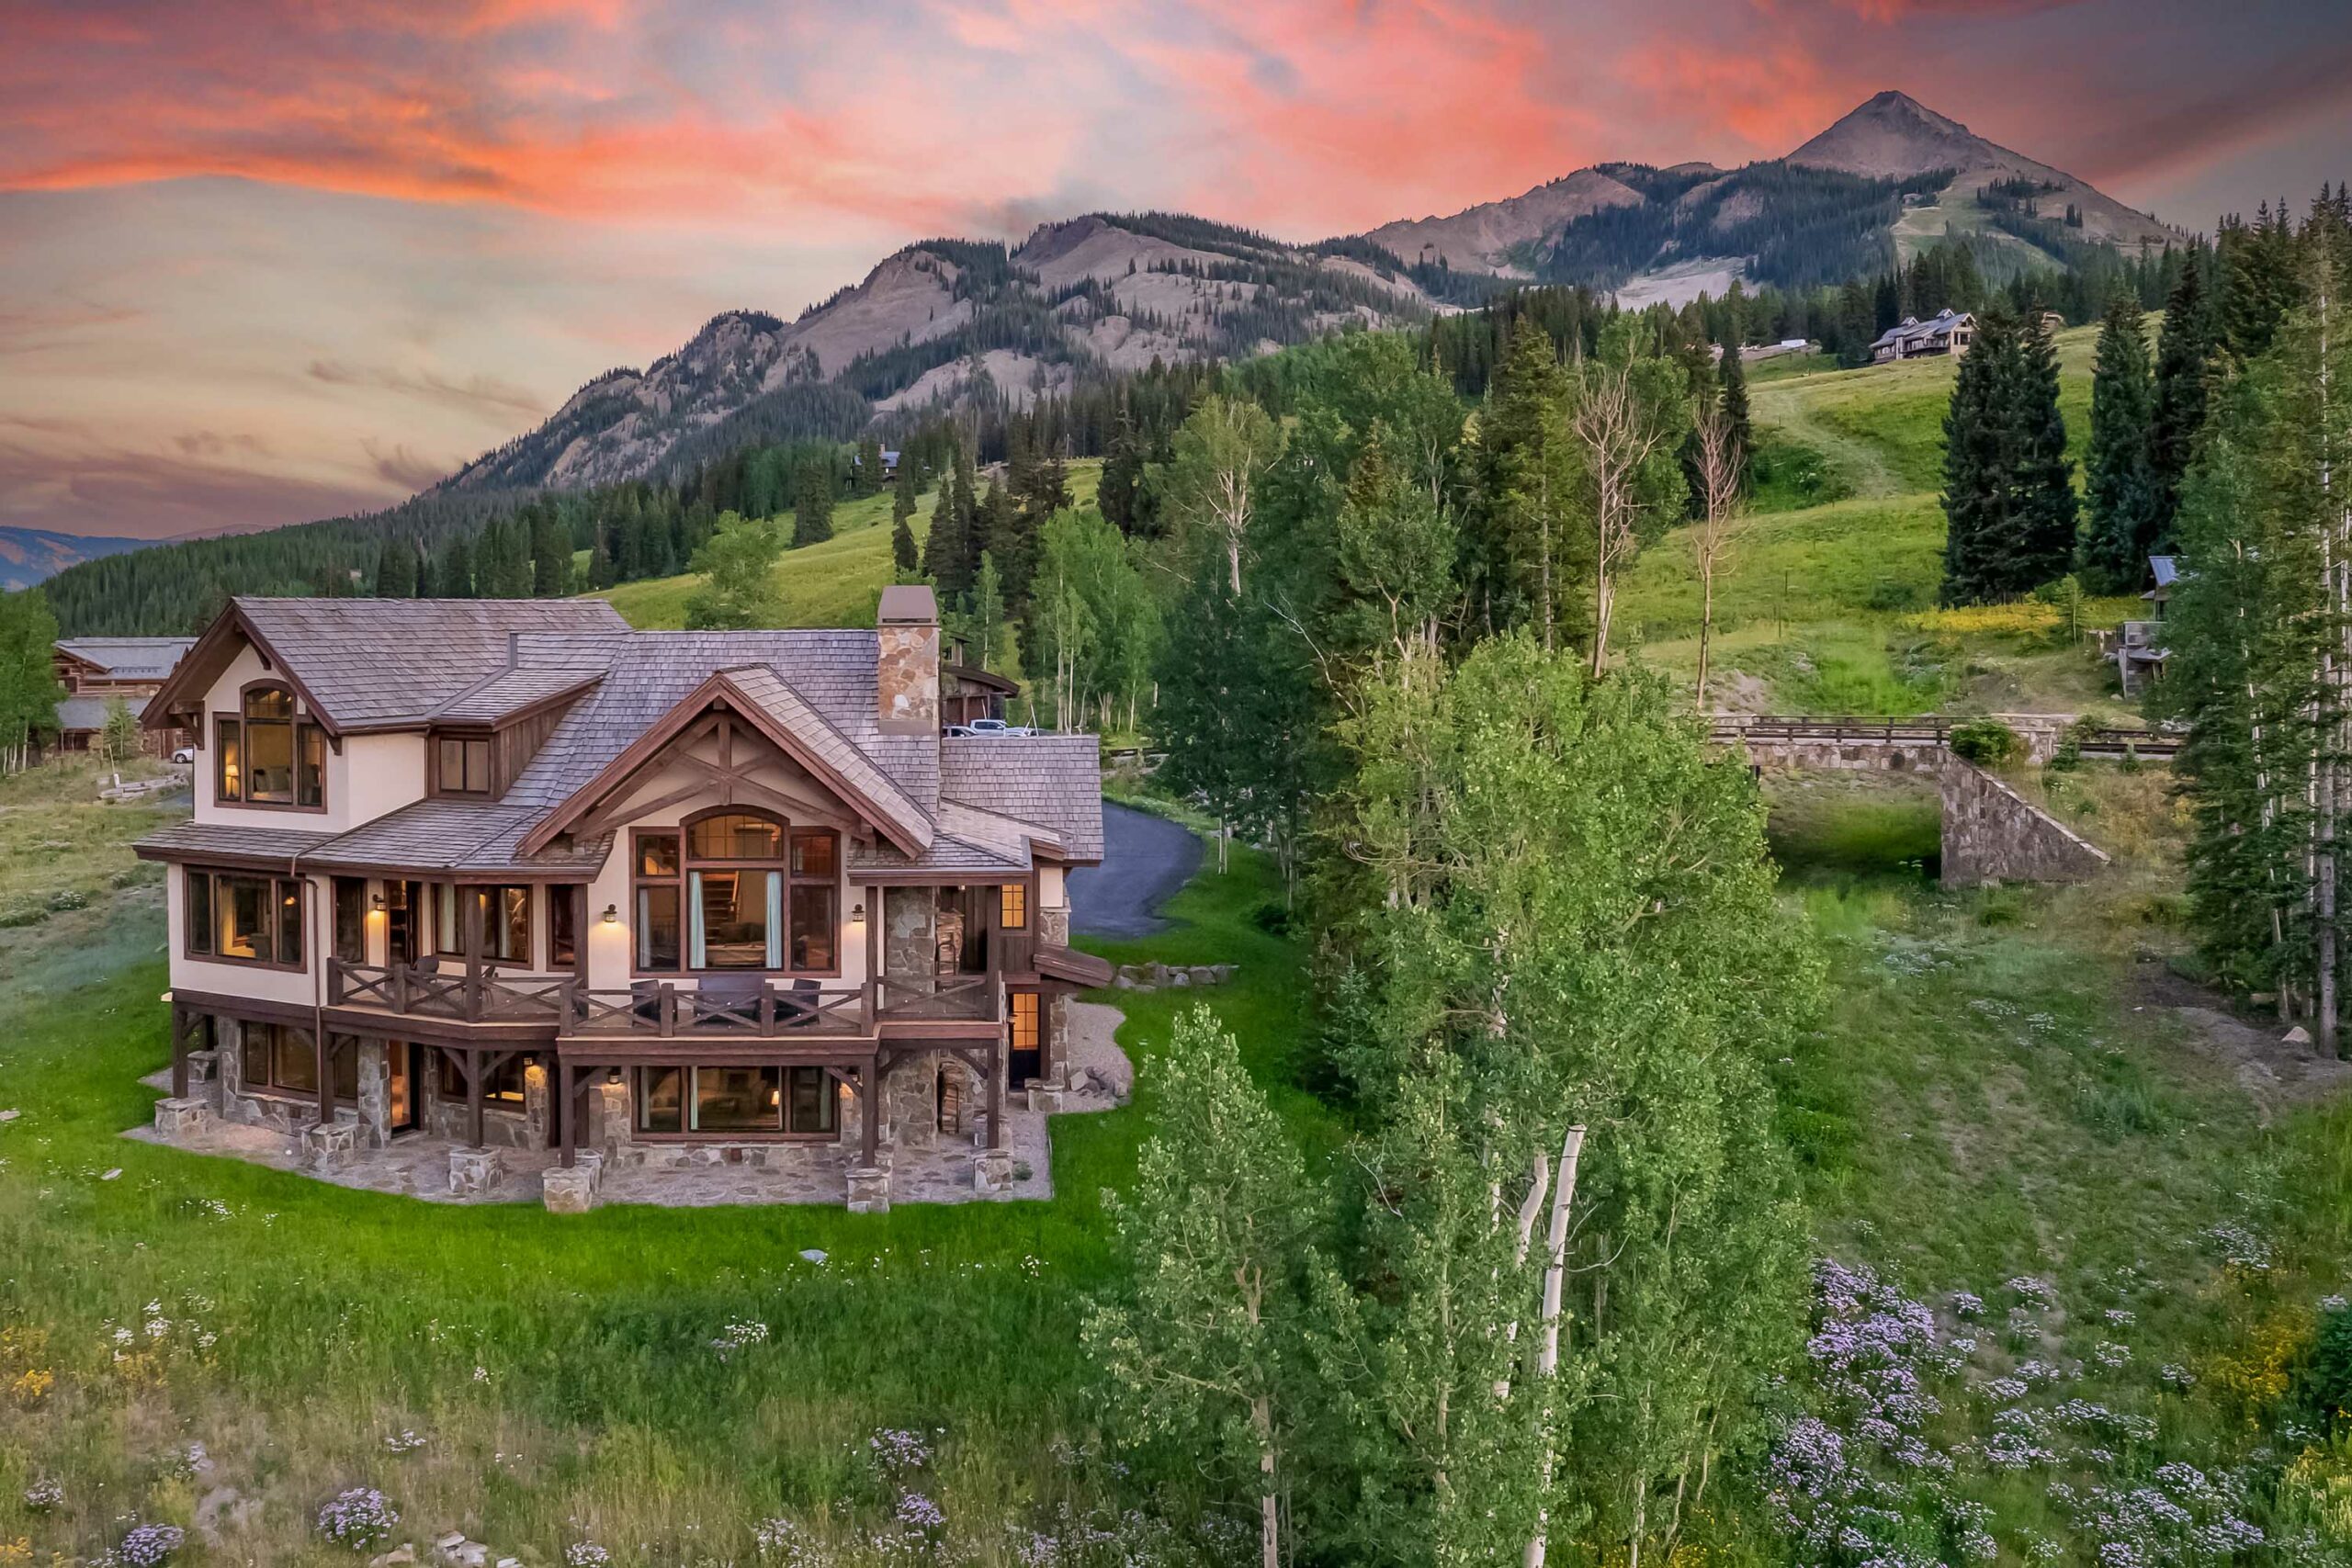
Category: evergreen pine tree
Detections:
[
  {"x1": 2080, "y1": 295, "x2": 2162, "y2": 590},
  {"x1": 855, "y1": 435, "x2": 884, "y2": 496},
  {"x1": 374, "y1": 536, "x2": 418, "y2": 598},
  {"x1": 792, "y1": 461, "x2": 834, "y2": 547},
  {"x1": 2151, "y1": 254, "x2": 2218, "y2": 545},
  {"x1": 1715, "y1": 333, "x2": 1752, "y2": 488},
  {"x1": 436, "y1": 535, "x2": 476, "y2": 598},
  {"x1": 530, "y1": 504, "x2": 571, "y2": 595},
  {"x1": 890, "y1": 456, "x2": 918, "y2": 536},
  {"x1": 1941, "y1": 306, "x2": 2078, "y2": 604}
]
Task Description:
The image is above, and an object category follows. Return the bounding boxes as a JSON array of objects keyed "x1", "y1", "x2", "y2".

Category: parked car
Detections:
[
  {"x1": 962, "y1": 717, "x2": 1037, "y2": 738},
  {"x1": 170, "y1": 746, "x2": 196, "y2": 764}
]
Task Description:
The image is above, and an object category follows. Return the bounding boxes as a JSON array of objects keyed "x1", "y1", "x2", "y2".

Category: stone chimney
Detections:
[{"x1": 876, "y1": 584, "x2": 939, "y2": 735}]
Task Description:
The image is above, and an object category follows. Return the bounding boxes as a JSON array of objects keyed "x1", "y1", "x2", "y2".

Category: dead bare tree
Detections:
[
  {"x1": 1689, "y1": 406, "x2": 1749, "y2": 712},
  {"x1": 1570, "y1": 359, "x2": 1680, "y2": 677}
]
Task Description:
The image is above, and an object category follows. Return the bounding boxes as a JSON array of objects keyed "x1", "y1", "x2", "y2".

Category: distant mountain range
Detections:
[
  {"x1": 429, "y1": 91, "x2": 2171, "y2": 498},
  {"x1": 1366, "y1": 91, "x2": 2171, "y2": 286},
  {"x1": 21, "y1": 90, "x2": 2174, "y2": 595},
  {"x1": 0, "y1": 526, "x2": 153, "y2": 592}
]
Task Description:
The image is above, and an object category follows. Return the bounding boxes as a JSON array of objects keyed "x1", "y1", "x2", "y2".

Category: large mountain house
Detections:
[
  {"x1": 132, "y1": 589, "x2": 1108, "y2": 1212},
  {"x1": 51, "y1": 636, "x2": 196, "y2": 755}
]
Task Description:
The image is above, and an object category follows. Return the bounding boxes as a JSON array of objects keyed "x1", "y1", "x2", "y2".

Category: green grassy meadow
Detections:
[
  {"x1": 0, "y1": 768, "x2": 1295, "y2": 1564},
  {"x1": 594, "y1": 465, "x2": 1102, "y2": 633},
  {"x1": 1621, "y1": 323, "x2": 2152, "y2": 717}
]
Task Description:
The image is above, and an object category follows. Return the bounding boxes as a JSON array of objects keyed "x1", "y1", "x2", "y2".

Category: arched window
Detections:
[
  {"x1": 218, "y1": 683, "x2": 323, "y2": 808},
  {"x1": 630, "y1": 811, "x2": 838, "y2": 973}
]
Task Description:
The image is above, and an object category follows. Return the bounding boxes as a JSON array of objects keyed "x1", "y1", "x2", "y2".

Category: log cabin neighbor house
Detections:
[{"x1": 133, "y1": 587, "x2": 1110, "y2": 1208}]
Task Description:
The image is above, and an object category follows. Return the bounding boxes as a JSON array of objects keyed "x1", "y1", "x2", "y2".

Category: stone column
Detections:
[
  {"x1": 884, "y1": 1049, "x2": 939, "y2": 1147},
  {"x1": 596, "y1": 1077, "x2": 633, "y2": 1161},
  {"x1": 882, "y1": 888, "x2": 937, "y2": 992},
  {"x1": 1037, "y1": 905, "x2": 1072, "y2": 1084},
  {"x1": 355, "y1": 1041, "x2": 391, "y2": 1149}
]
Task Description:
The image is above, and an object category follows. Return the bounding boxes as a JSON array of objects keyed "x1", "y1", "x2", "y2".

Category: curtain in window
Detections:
[
  {"x1": 688, "y1": 871, "x2": 706, "y2": 969},
  {"x1": 764, "y1": 870, "x2": 783, "y2": 969}
]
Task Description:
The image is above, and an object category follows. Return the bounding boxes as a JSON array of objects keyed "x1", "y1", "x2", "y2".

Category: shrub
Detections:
[
  {"x1": 118, "y1": 1524, "x2": 185, "y2": 1567},
  {"x1": 1949, "y1": 718, "x2": 2024, "y2": 767},
  {"x1": 1867, "y1": 576, "x2": 1927, "y2": 613},
  {"x1": 1247, "y1": 898, "x2": 1292, "y2": 936},
  {"x1": 315, "y1": 1488, "x2": 400, "y2": 1551},
  {"x1": 2301, "y1": 1303, "x2": 2352, "y2": 1425}
]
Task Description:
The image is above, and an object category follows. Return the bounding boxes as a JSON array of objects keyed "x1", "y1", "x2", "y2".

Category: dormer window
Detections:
[
  {"x1": 217, "y1": 683, "x2": 323, "y2": 810},
  {"x1": 436, "y1": 736, "x2": 493, "y2": 795}
]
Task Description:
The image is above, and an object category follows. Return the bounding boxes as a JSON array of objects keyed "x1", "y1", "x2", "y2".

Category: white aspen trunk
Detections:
[
  {"x1": 1255, "y1": 1394, "x2": 1279, "y2": 1568},
  {"x1": 2324, "y1": 271, "x2": 2346, "y2": 1055},
  {"x1": 1524, "y1": 1124, "x2": 1588, "y2": 1568}
]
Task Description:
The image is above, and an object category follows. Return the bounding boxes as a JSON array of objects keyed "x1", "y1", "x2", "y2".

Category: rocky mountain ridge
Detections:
[{"x1": 434, "y1": 92, "x2": 2174, "y2": 497}]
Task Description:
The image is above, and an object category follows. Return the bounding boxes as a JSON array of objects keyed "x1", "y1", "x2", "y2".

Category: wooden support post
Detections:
[
  {"x1": 313, "y1": 1022, "x2": 333, "y2": 1127},
  {"x1": 558, "y1": 1060, "x2": 575, "y2": 1168},
  {"x1": 860, "y1": 1059, "x2": 880, "y2": 1165},
  {"x1": 467, "y1": 1049, "x2": 484, "y2": 1149},
  {"x1": 986, "y1": 1035, "x2": 1003, "y2": 1150},
  {"x1": 570, "y1": 884, "x2": 590, "y2": 987},
  {"x1": 169, "y1": 1005, "x2": 189, "y2": 1100},
  {"x1": 463, "y1": 886, "x2": 485, "y2": 1022}
]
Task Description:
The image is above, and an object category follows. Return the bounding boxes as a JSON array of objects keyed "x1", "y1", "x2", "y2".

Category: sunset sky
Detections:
[{"x1": 3, "y1": 0, "x2": 2346, "y2": 542}]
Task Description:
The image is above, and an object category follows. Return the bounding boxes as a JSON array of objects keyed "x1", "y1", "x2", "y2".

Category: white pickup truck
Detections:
[{"x1": 946, "y1": 718, "x2": 1038, "y2": 738}]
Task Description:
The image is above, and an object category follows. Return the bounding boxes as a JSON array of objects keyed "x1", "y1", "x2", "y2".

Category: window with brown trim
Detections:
[
  {"x1": 435, "y1": 736, "x2": 492, "y2": 795},
  {"x1": 433, "y1": 885, "x2": 531, "y2": 965},
  {"x1": 550, "y1": 888, "x2": 579, "y2": 969},
  {"x1": 332, "y1": 877, "x2": 368, "y2": 964},
  {"x1": 634, "y1": 833, "x2": 682, "y2": 971},
  {"x1": 185, "y1": 869, "x2": 304, "y2": 968},
  {"x1": 634, "y1": 1065, "x2": 835, "y2": 1135},
  {"x1": 630, "y1": 814, "x2": 839, "y2": 974},
  {"x1": 1000, "y1": 882, "x2": 1028, "y2": 931},
  {"x1": 237, "y1": 1022, "x2": 354, "y2": 1100},
  {"x1": 1009, "y1": 989, "x2": 1041, "y2": 1055},
  {"x1": 214, "y1": 684, "x2": 324, "y2": 809}
]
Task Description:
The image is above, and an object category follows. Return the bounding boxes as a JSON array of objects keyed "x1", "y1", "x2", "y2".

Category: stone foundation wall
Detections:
[{"x1": 1938, "y1": 757, "x2": 2111, "y2": 888}]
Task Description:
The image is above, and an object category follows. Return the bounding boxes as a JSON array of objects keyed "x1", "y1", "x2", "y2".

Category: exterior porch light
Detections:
[
  {"x1": 850, "y1": 900, "x2": 866, "y2": 923},
  {"x1": 601, "y1": 903, "x2": 619, "y2": 923}
]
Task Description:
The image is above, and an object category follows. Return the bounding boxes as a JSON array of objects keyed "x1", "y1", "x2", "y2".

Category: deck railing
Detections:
[{"x1": 328, "y1": 959, "x2": 1001, "y2": 1037}]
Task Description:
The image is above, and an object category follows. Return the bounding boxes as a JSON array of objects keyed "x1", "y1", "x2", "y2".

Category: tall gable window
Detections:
[
  {"x1": 217, "y1": 684, "x2": 323, "y2": 809},
  {"x1": 632, "y1": 812, "x2": 838, "y2": 975}
]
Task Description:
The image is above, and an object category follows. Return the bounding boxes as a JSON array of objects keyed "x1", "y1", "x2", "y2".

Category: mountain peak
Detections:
[{"x1": 1788, "y1": 91, "x2": 1987, "y2": 177}]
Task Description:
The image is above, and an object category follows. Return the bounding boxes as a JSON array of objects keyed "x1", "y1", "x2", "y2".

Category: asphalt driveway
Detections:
[{"x1": 1070, "y1": 802, "x2": 1203, "y2": 939}]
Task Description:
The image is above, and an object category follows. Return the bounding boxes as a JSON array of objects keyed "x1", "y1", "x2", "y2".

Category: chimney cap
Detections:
[{"x1": 877, "y1": 584, "x2": 938, "y2": 626}]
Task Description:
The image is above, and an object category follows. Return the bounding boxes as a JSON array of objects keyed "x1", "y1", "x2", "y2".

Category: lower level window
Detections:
[
  {"x1": 636, "y1": 1065, "x2": 836, "y2": 1135},
  {"x1": 238, "y1": 1022, "x2": 355, "y2": 1100},
  {"x1": 436, "y1": 1050, "x2": 529, "y2": 1106}
]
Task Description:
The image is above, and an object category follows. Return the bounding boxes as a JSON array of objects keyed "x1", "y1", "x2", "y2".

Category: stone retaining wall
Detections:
[{"x1": 1938, "y1": 757, "x2": 2111, "y2": 887}]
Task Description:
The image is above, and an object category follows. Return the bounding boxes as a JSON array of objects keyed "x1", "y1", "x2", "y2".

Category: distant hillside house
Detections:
[
  {"x1": 1869, "y1": 310, "x2": 1975, "y2": 364},
  {"x1": 51, "y1": 637, "x2": 197, "y2": 756}
]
